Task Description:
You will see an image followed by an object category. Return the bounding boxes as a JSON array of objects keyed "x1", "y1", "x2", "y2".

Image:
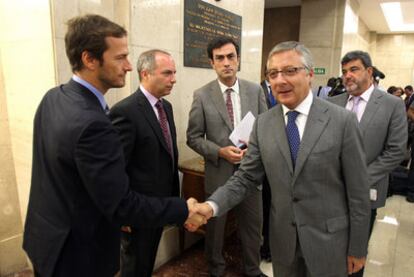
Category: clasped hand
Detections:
[{"x1": 184, "y1": 198, "x2": 214, "y2": 232}]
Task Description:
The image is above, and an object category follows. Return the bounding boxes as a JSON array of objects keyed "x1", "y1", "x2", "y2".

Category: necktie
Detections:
[
  {"x1": 286, "y1": 111, "x2": 300, "y2": 168},
  {"x1": 268, "y1": 86, "x2": 276, "y2": 107},
  {"x1": 351, "y1": 96, "x2": 361, "y2": 121},
  {"x1": 104, "y1": 105, "x2": 110, "y2": 115},
  {"x1": 155, "y1": 100, "x2": 173, "y2": 157},
  {"x1": 225, "y1": 88, "x2": 234, "y2": 127}
]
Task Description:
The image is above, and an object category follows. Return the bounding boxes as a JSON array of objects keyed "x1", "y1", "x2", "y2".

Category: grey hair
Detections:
[
  {"x1": 136, "y1": 49, "x2": 171, "y2": 81},
  {"x1": 267, "y1": 41, "x2": 314, "y2": 70}
]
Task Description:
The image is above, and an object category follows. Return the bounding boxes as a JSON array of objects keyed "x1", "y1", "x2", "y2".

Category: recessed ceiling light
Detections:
[{"x1": 381, "y1": 2, "x2": 414, "y2": 32}]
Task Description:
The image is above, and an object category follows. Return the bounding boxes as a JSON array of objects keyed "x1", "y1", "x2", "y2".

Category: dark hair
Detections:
[
  {"x1": 327, "y1": 77, "x2": 338, "y2": 88},
  {"x1": 405, "y1": 85, "x2": 413, "y2": 91},
  {"x1": 341, "y1": 50, "x2": 373, "y2": 68},
  {"x1": 207, "y1": 37, "x2": 240, "y2": 60},
  {"x1": 387, "y1": 86, "x2": 397, "y2": 94},
  {"x1": 65, "y1": 14, "x2": 127, "y2": 72},
  {"x1": 372, "y1": 66, "x2": 385, "y2": 79}
]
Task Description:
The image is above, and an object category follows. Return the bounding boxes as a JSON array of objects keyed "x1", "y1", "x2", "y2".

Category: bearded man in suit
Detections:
[{"x1": 329, "y1": 50, "x2": 407, "y2": 277}]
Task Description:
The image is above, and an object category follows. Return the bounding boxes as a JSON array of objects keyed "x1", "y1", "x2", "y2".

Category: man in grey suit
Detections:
[
  {"x1": 186, "y1": 37, "x2": 268, "y2": 277},
  {"x1": 329, "y1": 50, "x2": 407, "y2": 277},
  {"x1": 192, "y1": 41, "x2": 371, "y2": 277}
]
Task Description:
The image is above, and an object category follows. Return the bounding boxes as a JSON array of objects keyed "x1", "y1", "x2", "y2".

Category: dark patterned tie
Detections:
[
  {"x1": 155, "y1": 100, "x2": 173, "y2": 157},
  {"x1": 286, "y1": 110, "x2": 300, "y2": 168},
  {"x1": 225, "y1": 88, "x2": 234, "y2": 127}
]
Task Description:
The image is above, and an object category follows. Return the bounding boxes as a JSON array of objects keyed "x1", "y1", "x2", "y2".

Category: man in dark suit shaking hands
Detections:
[
  {"x1": 23, "y1": 14, "x2": 201, "y2": 277},
  {"x1": 109, "y1": 49, "x2": 181, "y2": 277}
]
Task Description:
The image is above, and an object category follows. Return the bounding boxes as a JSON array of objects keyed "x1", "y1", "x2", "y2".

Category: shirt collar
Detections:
[
  {"x1": 140, "y1": 84, "x2": 161, "y2": 107},
  {"x1": 218, "y1": 78, "x2": 240, "y2": 95},
  {"x1": 72, "y1": 75, "x2": 107, "y2": 110},
  {"x1": 347, "y1": 84, "x2": 374, "y2": 103},
  {"x1": 282, "y1": 90, "x2": 313, "y2": 116}
]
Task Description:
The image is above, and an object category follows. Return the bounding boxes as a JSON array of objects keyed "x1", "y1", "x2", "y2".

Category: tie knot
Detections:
[
  {"x1": 287, "y1": 110, "x2": 299, "y2": 122},
  {"x1": 225, "y1": 88, "x2": 233, "y2": 95},
  {"x1": 155, "y1": 100, "x2": 163, "y2": 109}
]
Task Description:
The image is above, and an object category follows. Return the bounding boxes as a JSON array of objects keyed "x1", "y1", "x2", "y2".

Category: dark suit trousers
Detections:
[
  {"x1": 261, "y1": 176, "x2": 271, "y2": 254},
  {"x1": 205, "y1": 190, "x2": 263, "y2": 276},
  {"x1": 120, "y1": 227, "x2": 163, "y2": 277}
]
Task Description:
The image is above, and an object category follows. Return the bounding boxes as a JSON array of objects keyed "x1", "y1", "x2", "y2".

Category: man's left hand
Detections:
[{"x1": 347, "y1": 255, "x2": 366, "y2": 274}]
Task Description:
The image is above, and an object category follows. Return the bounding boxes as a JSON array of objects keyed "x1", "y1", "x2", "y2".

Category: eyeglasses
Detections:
[{"x1": 267, "y1": 67, "x2": 307, "y2": 79}]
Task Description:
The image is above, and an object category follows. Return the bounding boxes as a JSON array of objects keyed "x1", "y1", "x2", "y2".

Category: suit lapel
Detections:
[
  {"x1": 273, "y1": 105, "x2": 294, "y2": 174},
  {"x1": 359, "y1": 89, "x2": 382, "y2": 135},
  {"x1": 239, "y1": 79, "x2": 249, "y2": 118},
  {"x1": 293, "y1": 98, "x2": 330, "y2": 180},
  {"x1": 209, "y1": 80, "x2": 233, "y2": 130},
  {"x1": 164, "y1": 101, "x2": 178, "y2": 160},
  {"x1": 135, "y1": 90, "x2": 171, "y2": 154}
]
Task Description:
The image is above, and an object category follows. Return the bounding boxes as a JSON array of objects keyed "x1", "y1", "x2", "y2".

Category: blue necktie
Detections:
[
  {"x1": 286, "y1": 111, "x2": 300, "y2": 168},
  {"x1": 268, "y1": 86, "x2": 276, "y2": 107}
]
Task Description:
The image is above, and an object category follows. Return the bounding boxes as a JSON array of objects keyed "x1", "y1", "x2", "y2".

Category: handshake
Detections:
[{"x1": 184, "y1": 197, "x2": 214, "y2": 232}]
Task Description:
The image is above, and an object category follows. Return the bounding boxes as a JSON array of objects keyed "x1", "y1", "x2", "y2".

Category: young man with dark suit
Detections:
[
  {"x1": 186, "y1": 37, "x2": 268, "y2": 277},
  {"x1": 193, "y1": 41, "x2": 371, "y2": 277},
  {"x1": 23, "y1": 15, "x2": 201, "y2": 277},
  {"x1": 109, "y1": 49, "x2": 180, "y2": 277},
  {"x1": 329, "y1": 50, "x2": 407, "y2": 276}
]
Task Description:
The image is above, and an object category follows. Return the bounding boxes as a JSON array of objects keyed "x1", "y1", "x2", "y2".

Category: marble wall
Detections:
[
  {"x1": 374, "y1": 34, "x2": 414, "y2": 90},
  {"x1": 0, "y1": 0, "x2": 56, "y2": 274},
  {"x1": 341, "y1": 0, "x2": 372, "y2": 58},
  {"x1": 299, "y1": 0, "x2": 346, "y2": 88}
]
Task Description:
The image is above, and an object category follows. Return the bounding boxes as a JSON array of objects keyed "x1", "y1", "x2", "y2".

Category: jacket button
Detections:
[
  {"x1": 291, "y1": 221, "x2": 296, "y2": 227},
  {"x1": 292, "y1": 197, "x2": 299, "y2": 202}
]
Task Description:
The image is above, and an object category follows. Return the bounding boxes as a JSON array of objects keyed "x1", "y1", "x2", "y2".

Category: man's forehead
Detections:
[
  {"x1": 213, "y1": 43, "x2": 236, "y2": 55},
  {"x1": 342, "y1": 59, "x2": 364, "y2": 68},
  {"x1": 268, "y1": 50, "x2": 302, "y2": 67}
]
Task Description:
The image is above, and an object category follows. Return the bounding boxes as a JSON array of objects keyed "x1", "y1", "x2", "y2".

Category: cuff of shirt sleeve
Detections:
[{"x1": 206, "y1": 200, "x2": 218, "y2": 217}]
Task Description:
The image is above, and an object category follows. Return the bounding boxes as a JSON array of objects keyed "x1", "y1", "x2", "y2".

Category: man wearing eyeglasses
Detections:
[
  {"x1": 329, "y1": 50, "x2": 407, "y2": 277},
  {"x1": 192, "y1": 41, "x2": 371, "y2": 277},
  {"x1": 186, "y1": 37, "x2": 268, "y2": 277}
]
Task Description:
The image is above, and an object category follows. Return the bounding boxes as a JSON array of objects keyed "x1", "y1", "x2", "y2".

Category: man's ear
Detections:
[
  {"x1": 80, "y1": 51, "x2": 98, "y2": 70},
  {"x1": 209, "y1": 58, "x2": 214, "y2": 68}
]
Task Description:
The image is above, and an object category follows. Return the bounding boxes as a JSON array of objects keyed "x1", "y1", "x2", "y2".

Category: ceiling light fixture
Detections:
[{"x1": 381, "y1": 2, "x2": 414, "y2": 32}]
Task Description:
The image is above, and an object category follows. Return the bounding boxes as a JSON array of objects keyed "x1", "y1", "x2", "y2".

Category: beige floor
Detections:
[{"x1": 259, "y1": 195, "x2": 414, "y2": 277}]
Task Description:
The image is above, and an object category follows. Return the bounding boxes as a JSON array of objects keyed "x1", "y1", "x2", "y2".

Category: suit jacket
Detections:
[
  {"x1": 109, "y1": 89, "x2": 179, "y2": 198},
  {"x1": 260, "y1": 80, "x2": 273, "y2": 108},
  {"x1": 329, "y1": 88, "x2": 407, "y2": 209},
  {"x1": 23, "y1": 80, "x2": 188, "y2": 277},
  {"x1": 186, "y1": 78, "x2": 267, "y2": 194},
  {"x1": 209, "y1": 97, "x2": 371, "y2": 276}
]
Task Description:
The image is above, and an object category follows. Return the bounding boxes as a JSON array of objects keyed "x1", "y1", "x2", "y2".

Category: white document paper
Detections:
[{"x1": 229, "y1": 111, "x2": 256, "y2": 147}]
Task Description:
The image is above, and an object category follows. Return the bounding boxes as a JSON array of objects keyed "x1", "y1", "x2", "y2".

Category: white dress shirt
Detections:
[
  {"x1": 208, "y1": 90, "x2": 314, "y2": 216},
  {"x1": 281, "y1": 90, "x2": 313, "y2": 140},
  {"x1": 345, "y1": 84, "x2": 374, "y2": 122}
]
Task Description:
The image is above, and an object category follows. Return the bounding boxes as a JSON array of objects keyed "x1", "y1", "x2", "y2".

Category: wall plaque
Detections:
[{"x1": 184, "y1": 0, "x2": 242, "y2": 68}]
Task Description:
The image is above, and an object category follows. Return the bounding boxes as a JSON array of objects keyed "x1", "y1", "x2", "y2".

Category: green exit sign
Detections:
[{"x1": 314, "y1": 67, "x2": 326, "y2": 75}]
